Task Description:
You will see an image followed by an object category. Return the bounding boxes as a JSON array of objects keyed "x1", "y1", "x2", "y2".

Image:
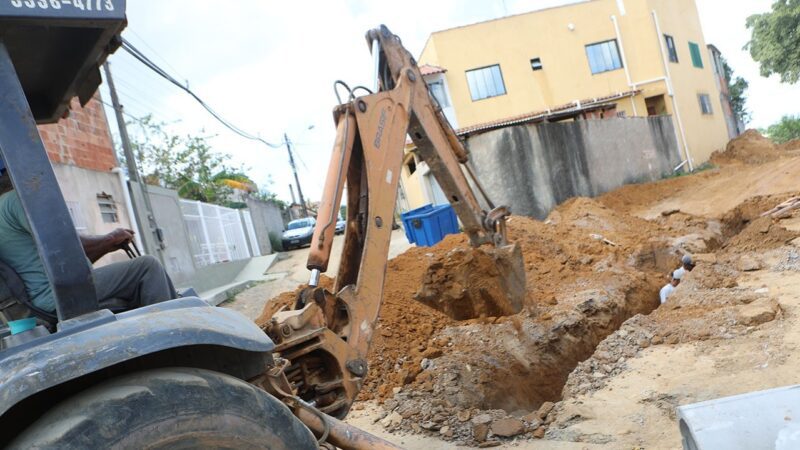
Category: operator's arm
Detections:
[{"x1": 80, "y1": 228, "x2": 134, "y2": 263}]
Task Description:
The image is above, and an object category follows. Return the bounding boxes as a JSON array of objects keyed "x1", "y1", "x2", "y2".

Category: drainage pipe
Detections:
[{"x1": 610, "y1": 15, "x2": 637, "y2": 117}]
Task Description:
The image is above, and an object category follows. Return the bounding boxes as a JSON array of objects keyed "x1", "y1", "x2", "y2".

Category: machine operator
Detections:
[{"x1": 0, "y1": 160, "x2": 176, "y2": 315}]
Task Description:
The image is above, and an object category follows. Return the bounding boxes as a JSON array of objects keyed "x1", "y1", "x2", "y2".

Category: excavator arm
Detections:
[{"x1": 262, "y1": 25, "x2": 523, "y2": 421}]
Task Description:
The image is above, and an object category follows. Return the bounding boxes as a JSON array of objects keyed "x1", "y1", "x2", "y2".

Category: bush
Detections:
[
  {"x1": 764, "y1": 115, "x2": 800, "y2": 144},
  {"x1": 269, "y1": 231, "x2": 283, "y2": 252}
]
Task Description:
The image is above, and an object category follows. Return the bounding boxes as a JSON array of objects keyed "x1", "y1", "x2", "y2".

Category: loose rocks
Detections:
[{"x1": 491, "y1": 418, "x2": 525, "y2": 437}]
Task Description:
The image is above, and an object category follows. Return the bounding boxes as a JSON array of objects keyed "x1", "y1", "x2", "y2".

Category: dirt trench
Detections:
[{"x1": 416, "y1": 272, "x2": 662, "y2": 413}]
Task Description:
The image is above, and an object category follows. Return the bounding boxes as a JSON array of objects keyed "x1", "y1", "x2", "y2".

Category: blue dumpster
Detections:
[{"x1": 400, "y1": 204, "x2": 459, "y2": 246}]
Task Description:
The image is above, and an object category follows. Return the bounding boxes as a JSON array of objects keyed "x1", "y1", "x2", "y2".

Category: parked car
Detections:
[
  {"x1": 335, "y1": 218, "x2": 346, "y2": 235},
  {"x1": 281, "y1": 217, "x2": 316, "y2": 250}
]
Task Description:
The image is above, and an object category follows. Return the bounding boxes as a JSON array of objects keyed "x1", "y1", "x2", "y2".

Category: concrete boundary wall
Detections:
[
  {"x1": 246, "y1": 198, "x2": 285, "y2": 254},
  {"x1": 465, "y1": 116, "x2": 681, "y2": 219}
]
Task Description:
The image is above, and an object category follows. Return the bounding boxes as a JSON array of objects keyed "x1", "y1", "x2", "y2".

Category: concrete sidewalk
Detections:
[{"x1": 189, "y1": 254, "x2": 279, "y2": 306}]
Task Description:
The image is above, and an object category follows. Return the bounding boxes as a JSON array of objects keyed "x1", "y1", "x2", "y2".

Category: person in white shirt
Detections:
[
  {"x1": 659, "y1": 270, "x2": 682, "y2": 304},
  {"x1": 672, "y1": 254, "x2": 695, "y2": 280}
]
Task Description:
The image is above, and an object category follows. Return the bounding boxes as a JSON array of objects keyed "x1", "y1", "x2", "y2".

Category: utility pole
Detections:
[
  {"x1": 284, "y1": 132, "x2": 308, "y2": 218},
  {"x1": 103, "y1": 62, "x2": 163, "y2": 261}
]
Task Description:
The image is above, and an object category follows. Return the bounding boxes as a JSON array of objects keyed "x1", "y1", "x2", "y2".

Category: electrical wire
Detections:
[
  {"x1": 127, "y1": 29, "x2": 189, "y2": 83},
  {"x1": 117, "y1": 90, "x2": 181, "y2": 123},
  {"x1": 112, "y1": 75, "x2": 188, "y2": 119},
  {"x1": 99, "y1": 99, "x2": 152, "y2": 126},
  {"x1": 120, "y1": 37, "x2": 284, "y2": 149}
]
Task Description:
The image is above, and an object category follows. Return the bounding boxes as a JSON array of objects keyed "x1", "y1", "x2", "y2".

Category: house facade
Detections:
[
  {"x1": 417, "y1": 0, "x2": 730, "y2": 168},
  {"x1": 37, "y1": 96, "x2": 135, "y2": 265}
]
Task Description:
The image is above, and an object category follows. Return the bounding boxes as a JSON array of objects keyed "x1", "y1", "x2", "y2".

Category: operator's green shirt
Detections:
[{"x1": 0, "y1": 190, "x2": 54, "y2": 311}]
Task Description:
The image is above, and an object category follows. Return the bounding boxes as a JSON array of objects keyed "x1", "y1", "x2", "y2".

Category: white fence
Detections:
[{"x1": 180, "y1": 200, "x2": 259, "y2": 267}]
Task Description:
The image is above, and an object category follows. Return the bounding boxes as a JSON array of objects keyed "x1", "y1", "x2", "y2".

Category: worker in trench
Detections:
[
  {"x1": 659, "y1": 270, "x2": 682, "y2": 304},
  {"x1": 673, "y1": 254, "x2": 695, "y2": 279},
  {"x1": 0, "y1": 161, "x2": 177, "y2": 315}
]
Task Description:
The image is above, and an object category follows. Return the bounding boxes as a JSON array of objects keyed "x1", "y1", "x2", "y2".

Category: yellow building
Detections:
[{"x1": 411, "y1": 0, "x2": 729, "y2": 177}]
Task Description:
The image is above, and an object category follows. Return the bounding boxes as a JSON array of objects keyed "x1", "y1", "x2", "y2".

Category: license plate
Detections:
[{"x1": 291, "y1": 240, "x2": 299, "y2": 244}]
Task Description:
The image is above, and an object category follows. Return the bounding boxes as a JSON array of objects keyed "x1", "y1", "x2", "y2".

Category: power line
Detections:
[
  {"x1": 112, "y1": 75, "x2": 187, "y2": 118},
  {"x1": 98, "y1": 98, "x2": 150, "y2": 126},
  {"x1": 116, "y1": 90, "x2": 182, "y2": 124},
  {"x1": 120, "y1": 38, "x2": 283, "y2": 149},
  {"x1": 126, "y1": 28, "x2": 189, "y2": 83},
  {"x1": 113, "y1": 56, "x2": 202, "y2": 107}
]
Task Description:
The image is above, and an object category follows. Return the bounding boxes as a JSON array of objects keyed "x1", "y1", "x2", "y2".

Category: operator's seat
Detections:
[{"x1": 0, "y1": 259, "x2": 128, "y2": 327}]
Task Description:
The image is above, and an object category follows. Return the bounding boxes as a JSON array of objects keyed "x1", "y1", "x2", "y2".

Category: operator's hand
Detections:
[
  {"x1": 108, "y1": 228, "x2": 135, "y2": 249},
  {"x1": 80, "y1": 229, "x2": 137, "y2": 263}
]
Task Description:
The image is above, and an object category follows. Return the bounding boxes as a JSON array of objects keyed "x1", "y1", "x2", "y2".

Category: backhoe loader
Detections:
[{"x1": 0, "y1": 2, "x2": 524, "y2": 447}]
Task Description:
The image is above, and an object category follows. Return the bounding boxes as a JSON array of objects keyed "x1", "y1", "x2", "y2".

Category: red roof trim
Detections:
[
  {"x1": 455, "y1": 90, "x2": 640, "y2": 136},
  {"x1": 419, "y1": 64, "x2": 447, "y2": 76}
]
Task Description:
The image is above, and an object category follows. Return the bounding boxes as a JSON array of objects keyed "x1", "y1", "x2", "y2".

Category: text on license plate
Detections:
[{"x1": 291, "y1": 240, "x2": 299, "y2": 244}]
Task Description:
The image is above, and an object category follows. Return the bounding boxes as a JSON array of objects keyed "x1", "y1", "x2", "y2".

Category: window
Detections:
[
  {"x1": 427, "y1": 80, "x2": 450, "y2": 107},
  {"x1": 689, "y1": 42, "x2": 703, "y2": 68},
  {"x1": 65, "y1": 200, "x2": 88, "y2": 231},
  {"x1": 465, "y1": 65, "x2": 506, "y2": 101},
  {"x1": 698, "y1": 94, "x2": 713, "y2": 115},
  {"x1": 585, "y1": 39, "x2": 623, "y2": 74},
  {"x1": 530, "y1": 57, "x2": 543, "y2": 71},
  {"x1": 97, "y1": 193, "x2": 119, "y2": 223},
  {"x1": 664, "y1": 35, "x2": 678, "y2": 63}
]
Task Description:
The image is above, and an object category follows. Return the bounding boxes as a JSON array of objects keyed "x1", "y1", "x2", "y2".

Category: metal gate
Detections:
[{"x1": 180, "y1": 200, "x2": 254, "y2": 267}]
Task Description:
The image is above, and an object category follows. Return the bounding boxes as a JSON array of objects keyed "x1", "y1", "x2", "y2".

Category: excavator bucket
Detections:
[{"x1": 414, "y1": 243, "x2": 527, "y2": 320}]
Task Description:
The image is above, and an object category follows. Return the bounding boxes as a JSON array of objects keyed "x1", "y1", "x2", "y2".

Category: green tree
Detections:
[
  {"x1": 721, "y1": 60, "x2": 751, "y2": 125},
  {"x1": 765, "y1": 115, "x2": 800, "y2": 143},
  {"x1": 746, "y1": 0, "x2": 800, "y2": 83},
  {"x1": 173, "y1": 136, "x2": 234, "y2": 204},
  {"x1": 126, "y1": 116, "x2": 240, "y2": 205}
]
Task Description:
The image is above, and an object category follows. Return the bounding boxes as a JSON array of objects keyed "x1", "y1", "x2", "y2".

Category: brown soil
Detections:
[
  {"x1": 414, "y1": 243, "x2": 526, "y2": 320},
  {"x1": 723, "y1": 216, "x2": 799, "y2": 252},
  {"x1": 255, "y1": 147, "x2": 800, "y2": 447},
  {"x1": 258, "y1": 197, "x2": 719, "y2": 423},
  {"x1": 597, "y1": 173, "x2": 699, "y2": 214},
  {"x1": 779, "y1": 138, "x2": 800, "y2": 152},
  {"x1": 710, "y1": 129, "x2": 781, "y2": 165}
]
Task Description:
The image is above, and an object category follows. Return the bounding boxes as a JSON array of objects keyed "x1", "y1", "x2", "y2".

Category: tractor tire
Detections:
[{"x1": 9, "y1": 367, "x2": 317, "y2": 450}]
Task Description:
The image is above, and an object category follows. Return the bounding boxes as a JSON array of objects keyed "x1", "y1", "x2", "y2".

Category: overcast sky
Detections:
[{"x1": 100, "y1": 0, "x2": 800, "y2": 204}]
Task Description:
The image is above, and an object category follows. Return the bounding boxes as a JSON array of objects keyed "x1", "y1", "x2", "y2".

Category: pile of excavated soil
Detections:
[
  {"x1": 779, "y1": 139, "x2": 800, "y2": 152},
  {"x1": 597, "y1": 174, "x2": 700, "y2": 214},
  {"x1": 719, "y1": 192, "x2": 800, "y2": 236},
  {"x1": 415, "y1": 244, "x2": 526, "y2": 320},
  {"x1": 711, "y1": 129, "x2": 781, "y2": 165},
  {"x1": 723, "y1": 216, "x2": 799, "y2": 252}
]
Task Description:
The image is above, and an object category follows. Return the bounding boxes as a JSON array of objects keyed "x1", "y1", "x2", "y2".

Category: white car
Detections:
[{"x1": 281, "y1": 218, "x2": 316, "y2": 250}]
